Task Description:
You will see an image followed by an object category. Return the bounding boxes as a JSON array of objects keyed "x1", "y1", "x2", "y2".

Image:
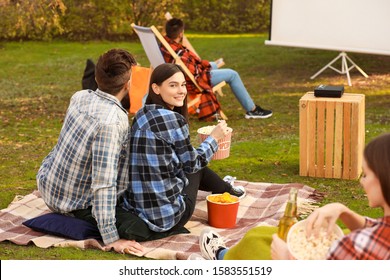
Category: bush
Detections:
[
  {"x1": 0, "y1": 0, "x2": 270, "y2": 41},
  {"x1": 184, "y1": 0, "x2": 270, "y2": 33}
]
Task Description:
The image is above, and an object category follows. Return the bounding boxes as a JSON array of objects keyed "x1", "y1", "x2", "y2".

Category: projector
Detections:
[{"x1": 314, "y1": 85, "x2": 344, "y2": 98}]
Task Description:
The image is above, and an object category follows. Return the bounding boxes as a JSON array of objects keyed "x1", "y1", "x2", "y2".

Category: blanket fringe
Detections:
[
  {"x1": 12, "y1": 195, "x2": 25, "y2": 203},
  {"x1": 308, "y1": 190, "x2": 326, "y2": 201},
  {"x1": 297, "y1": 198, "x2": 321, "y2": 219}
]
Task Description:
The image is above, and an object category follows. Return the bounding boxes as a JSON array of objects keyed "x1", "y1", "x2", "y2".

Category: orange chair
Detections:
[{"x1": 128, "y1": 65, "x2": 151, "y2": 114}]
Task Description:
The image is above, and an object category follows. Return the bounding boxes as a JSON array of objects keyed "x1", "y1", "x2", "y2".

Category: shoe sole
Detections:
[
  {"x1": 245, "y1": 113, "x2": 273, "y2": 119},
  {"x1": 234, "y1": 186, "x2": 246, "y2": 200}
]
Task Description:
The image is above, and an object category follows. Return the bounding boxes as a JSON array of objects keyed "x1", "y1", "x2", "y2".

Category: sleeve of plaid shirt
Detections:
[
  {"x1": 326, "y1": 217, "x2": 389, "y2": 260},
  {"x1": 90, "y1": 123, "x2": 122, "y2": 245},
  {"x1": 154, "y1": 108, "x2": 217, "y2": 172},
  {"x1": 175, "y1": 123, "x2": 218, "y2": 173}
]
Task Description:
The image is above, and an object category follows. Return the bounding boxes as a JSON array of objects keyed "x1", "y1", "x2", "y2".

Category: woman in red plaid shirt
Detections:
[
  {"x1": 195, "y1": 133, "x2": 390, "y2": 260},
  {"x1": 271, "y1": 132, "x2": 390, "y2": 260}
]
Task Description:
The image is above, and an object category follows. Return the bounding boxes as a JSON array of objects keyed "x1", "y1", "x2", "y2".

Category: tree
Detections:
[
  {"x1": 183, "y1": 0, "x2": 269, "y2": 33},
  {"x1": 0, "y1": 0, "x2": 66, "y2": 40},
  {"x1": 0, "y1": 0, "x2": 270, "y2": 41}
]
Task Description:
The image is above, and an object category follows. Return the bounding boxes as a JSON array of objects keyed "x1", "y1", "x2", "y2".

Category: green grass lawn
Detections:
[{"x1": 0, "y1": 35, "x2": 389, "y2": 259}]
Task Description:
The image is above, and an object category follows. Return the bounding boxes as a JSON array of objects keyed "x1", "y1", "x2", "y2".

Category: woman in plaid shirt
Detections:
[
  {"x1": 120, "y1": 63, "x2": 244, "y2": 233},
  {"x1": 271, "y1": 132, "x2": 390, "y2": 260},
  {"x1": 193, "y1": 133, "x2": 389, "y2": 260}
]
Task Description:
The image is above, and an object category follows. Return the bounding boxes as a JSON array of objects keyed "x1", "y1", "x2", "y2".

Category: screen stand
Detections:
[{"x1": 310, "y1": 52, "x2": 368, "y2": 86}]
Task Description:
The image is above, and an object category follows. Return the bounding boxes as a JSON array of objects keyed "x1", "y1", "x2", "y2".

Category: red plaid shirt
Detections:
[
  {"x1": 327, "y1": 216, "x2": 390, "y2": 260},
  {"x1": 160, "y1": 36, "x2": 221, "y2": 120}
]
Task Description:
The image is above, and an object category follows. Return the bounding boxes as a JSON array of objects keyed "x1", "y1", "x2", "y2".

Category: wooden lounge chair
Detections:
[{"x1": 131, "y1": 23, "x2": 227, "y2": 120}]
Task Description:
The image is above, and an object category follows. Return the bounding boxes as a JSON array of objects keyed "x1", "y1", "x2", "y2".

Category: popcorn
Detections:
[
  {"x1": 197, "y1": 125, "x2": 216, "y2": 135},
  {"x1": 287, "y1": 220, "x2": 343, "y2": 260}
]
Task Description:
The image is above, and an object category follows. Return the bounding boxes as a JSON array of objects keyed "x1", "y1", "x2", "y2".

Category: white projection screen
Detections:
[{"x1": 265, "y1": 0, "x2": 390, "y2": 56}]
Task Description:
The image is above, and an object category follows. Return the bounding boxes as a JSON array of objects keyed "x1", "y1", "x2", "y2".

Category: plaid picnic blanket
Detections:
[{"x1": 0, "y1": 181, "x2": 323, "y2": 259}]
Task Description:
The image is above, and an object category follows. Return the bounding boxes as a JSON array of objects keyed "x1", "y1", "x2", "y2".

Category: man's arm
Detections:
[{"x1": 91, "y1": 123, "x2": 122, "y2": 245}]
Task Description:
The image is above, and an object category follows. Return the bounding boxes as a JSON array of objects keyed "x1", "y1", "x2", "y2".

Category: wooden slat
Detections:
[
  {"x1": 299, "y1": 99, "x2": 308, "y2": 176},
  {"x1": 350, "y1": 102, "x2": 360, "y2": 179},
  {"x1": 316, "y1": 101, "x2": 326, "y2": 177},
  {"x1": 342, "y1": 103, "x2": 352, "y2": 179},
  {"x1": 358, "y1": 97, "x2": 366, "y2": 177},
  {"x1": 325, "y1": 101, "x2": 335, "y2": 178},
  {"x1": 308, "y1": 101, "x2": 317, "y2": 177},
  {"x1": 333, "y1": 102, "x2": 343, "y2": 178}
]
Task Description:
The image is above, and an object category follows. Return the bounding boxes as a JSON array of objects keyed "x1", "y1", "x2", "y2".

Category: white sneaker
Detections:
[
  {"x1": 199, "y1": 227, "x2": 227, "y2": 260},
  {"x1": 187, "y1": 253, "x2": 206, "y2": 260},
  {"x1": 230, "y1": 185, "x2": 246, "y2": 199},
  {"x1": 223, "y1": 175, "x2": 246, "y2": 199},
  {"x1": 223, "y1": 175, "x2": 236, "y2": 185}
]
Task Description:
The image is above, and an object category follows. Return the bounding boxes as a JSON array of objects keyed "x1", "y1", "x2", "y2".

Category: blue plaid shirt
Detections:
[
  {"x1": 121, "y1": 104, "x2": 218, "y2": 232},
  {"x1": 37, "y1": 89, "x2": 130, "y2": 245}
]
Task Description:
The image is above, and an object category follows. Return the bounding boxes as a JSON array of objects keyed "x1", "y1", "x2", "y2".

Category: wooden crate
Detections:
[{"x1": 299, "y1": 92, "x2": 365, "y2": 179}]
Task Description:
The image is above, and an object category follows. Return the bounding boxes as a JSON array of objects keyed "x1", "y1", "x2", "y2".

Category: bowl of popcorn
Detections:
[
  {"x1": 206, "y1": 192, "x2": 239, "y2": 228},
  {"x1": 197, "y1": 125, "x2": 233, "y2": 160},
  {"x1": 287, "y1": 219, "x2": 344, "y2": 260}
]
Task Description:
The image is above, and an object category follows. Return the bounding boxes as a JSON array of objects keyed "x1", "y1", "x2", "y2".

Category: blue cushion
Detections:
[{"x1": 23, "y1": 213, "x2": 101, "y2": 240}]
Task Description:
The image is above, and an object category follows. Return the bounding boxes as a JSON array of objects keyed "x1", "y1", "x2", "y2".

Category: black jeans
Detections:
[
  {"x1": 74, "y1": 167, "x2": 230, "y2": 240},
  {"x1": 171, "y1": 166, "x2": 232, "y2": 231},
  {"x1": 72, "y1": 206, "x2": 188, "y2": 242}
]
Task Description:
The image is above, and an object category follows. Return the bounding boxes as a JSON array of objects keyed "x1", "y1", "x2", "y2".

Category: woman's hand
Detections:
[
  {"x1": 104, "y1": 238, "x2": 145, "y2": 256},
  {"x1": 271, "y1": 234, "x2": 291, "y2": 260},
  {"x1": 305, "y1": 203, "x2": 347, "y2": 237},
  {"x1": 209, "y1": 120, "x2": 230, "y2": 141}
]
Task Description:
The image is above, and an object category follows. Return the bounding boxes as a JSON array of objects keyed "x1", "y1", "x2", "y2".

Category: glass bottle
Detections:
[{"x1": 277, "y1": 187, "x2": 298, "y2": 241}]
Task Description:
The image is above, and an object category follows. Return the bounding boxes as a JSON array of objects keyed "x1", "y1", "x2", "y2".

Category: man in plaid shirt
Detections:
[
  {"x1": 161, "y1": 18, "x2": 272, "y2": 121},
  {"x1": 37, "y1": 49, "x2": 144, "y2": 255}
]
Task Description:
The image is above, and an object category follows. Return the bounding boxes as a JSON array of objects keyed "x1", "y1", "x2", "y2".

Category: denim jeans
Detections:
[{"x1": 209, "y1": 62, "x2": 255, "y2": 112}]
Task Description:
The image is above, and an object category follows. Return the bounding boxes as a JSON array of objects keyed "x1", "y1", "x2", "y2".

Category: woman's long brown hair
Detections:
[
  {"x1": 364, "y1": 132, "x2": 390, "y2": 206},
  {"x1": 145, "y1": 63, "x2": 189, "y2": 122}
]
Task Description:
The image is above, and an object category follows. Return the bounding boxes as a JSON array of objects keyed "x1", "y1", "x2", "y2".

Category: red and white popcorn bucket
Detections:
[{"x1": 197, "y1": 126, "x2": 233, "y2": 160}]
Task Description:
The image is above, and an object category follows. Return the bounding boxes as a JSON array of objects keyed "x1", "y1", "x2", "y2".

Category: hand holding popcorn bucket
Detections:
[{"x1": 197, "y1": 125, "x2": 233, "y2": 160}]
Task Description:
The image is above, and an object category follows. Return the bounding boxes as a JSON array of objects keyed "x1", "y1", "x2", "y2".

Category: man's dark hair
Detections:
[
  {"x1": 95, "y1": 49, "x2": 137, "y2": 95},
  {"x1": 165, "y1": 18, "x2": 185, "y2": 40}
]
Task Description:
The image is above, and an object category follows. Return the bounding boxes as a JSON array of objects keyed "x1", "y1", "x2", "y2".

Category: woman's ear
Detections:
[{"x1": 152, "y1": 83, "x2": 160, "y2": 95}]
